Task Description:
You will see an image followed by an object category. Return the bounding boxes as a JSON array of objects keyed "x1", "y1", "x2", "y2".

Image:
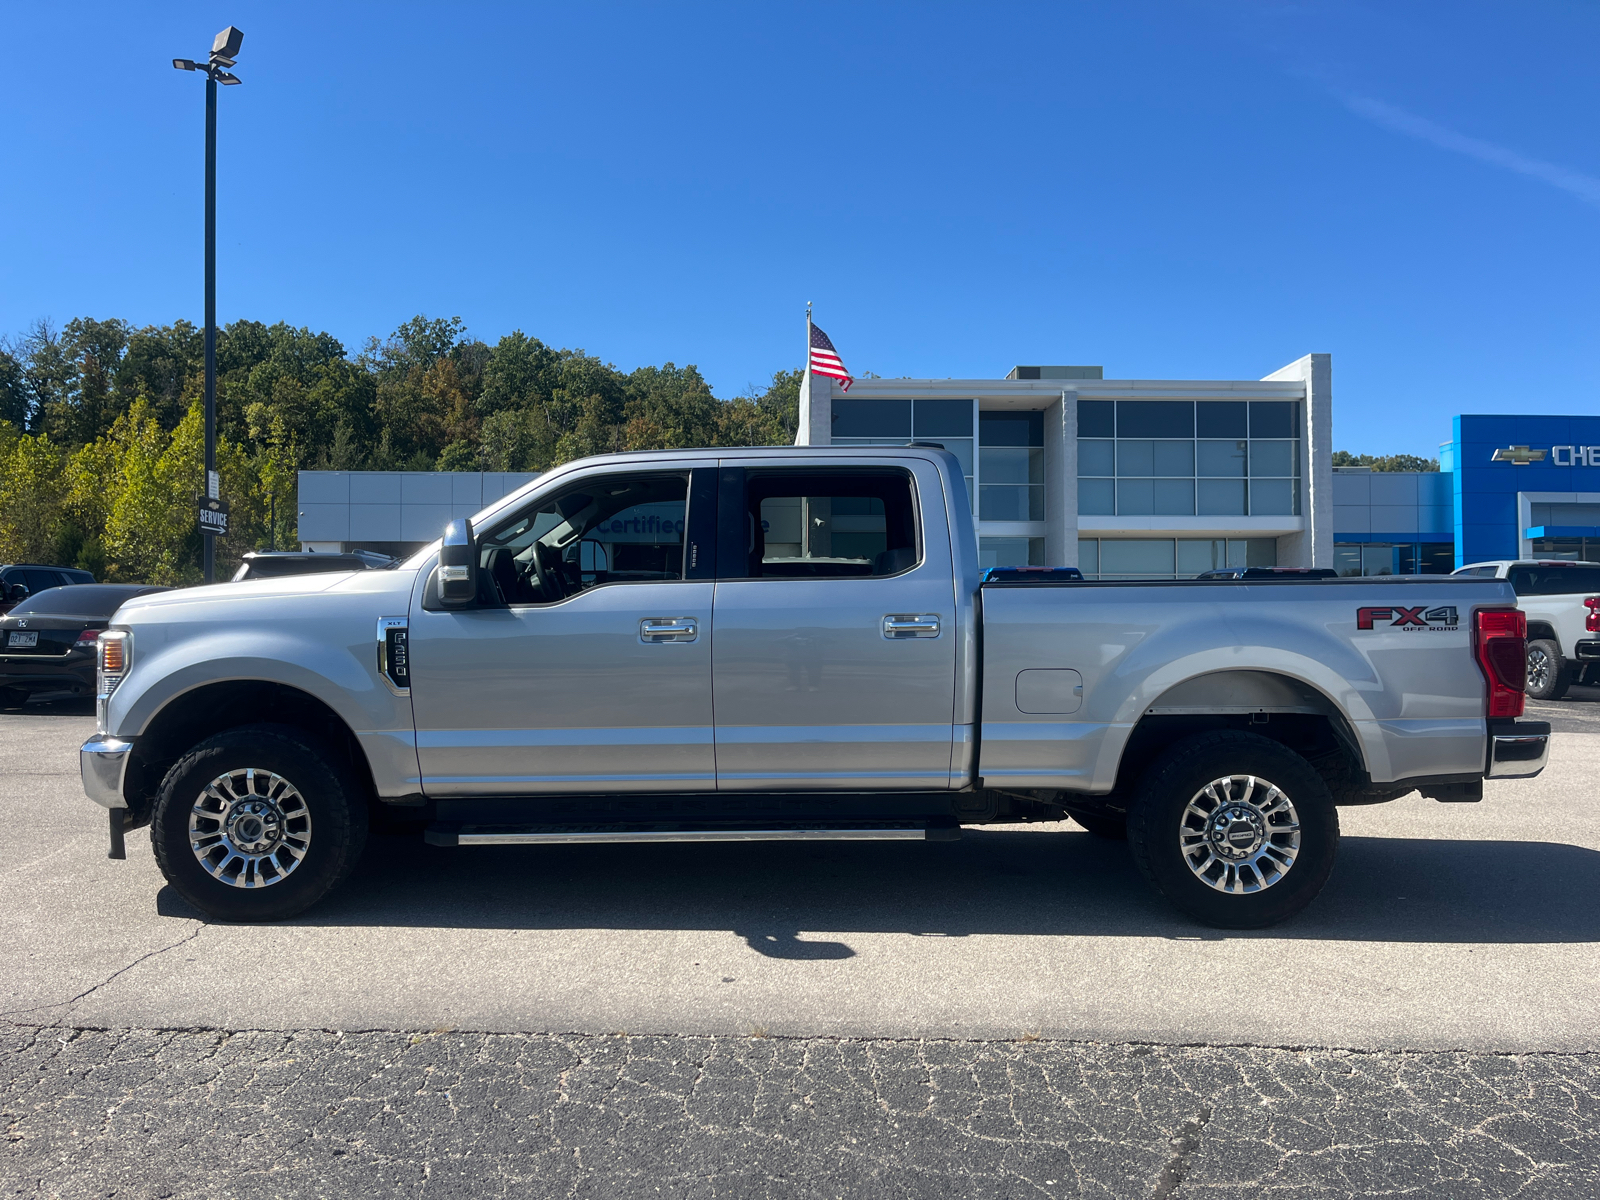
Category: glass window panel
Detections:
[
  {"x1": 831, "y1": 399, "x2": 911, "y2": 438},
  {"x1": 1079, "y1": 478, "x2": 1114, "y2": 515},
  {"x1": 1249, "y1": 440, "x2": 1296, "y2": 477},
  {"x1": 1152, "y1": 479, "x2": 1195, "y2": 515},
  {"x1": 1116, "y1": 401, "x2": 1194, "y2": 438},
  {"x1": 1116, "y1": 440, "x2": 1154, "y2": 476},
  {"x1": 980, "y1": 485, "x2": 1035, "y2": 521},
  {"x1": 1248, "y1": 401, "x2": 1297, "y2": 438},
  {"x1": 1101, "y1": 538, "x2": 1175, "y2": 576},
  {"x1": 1362, "y1": 545, "x2": 1398, "y2": 576},
  {"x1": 1244, "y1": 538, "x2": 1277, "y2": 567},
  {"x1": 1078, "y1": 400, "x2": 1114, "y2": 438},
  {"x1": 1419, "y1": 543, "x2": 1455, "y2": 574},
  {"x1": 1028, "y1": 485, "x2": 1045, "y2": 522},
  {"x1": 1249, "y1": 478, "x2": 1295, "y2": 516},
  {"x1": 1196, "y1": 401, "x2": 1248, "y2": 438},
  {"x1": 934, "y1": 437, "x2": 974, "y2": 478},
  {"x1": 1225, "y1": 539, "x2": 1249, "y2": 569},
  {"x1": 1197, "y1": 479, "x2": 1246, "y2": 516},
  {"x1": 1197, "y1": 440, "x2": 1247, "y2": 477},
  {"x1": 1176, "y1": 539, "x2": 1222, "y2": 575},
  {"x1": 1152, "y1": 440, "x2": 1195, "y2": 476},
  {"x1": 1117, "y1": 478, "x2": 1154, "y2": 515},
  {"x1": 1078, "y1": 439, "x2": 1114, "y2": 476},
  {"x1": 1078, "y1": 538, "x2": 1099, "y2": 575},
  {"x1": 981, "y1": 446, "x2": 1032, "y2": 485},
  {"x1": 1334, "y1": 545, "x2": 1362, "y2": 577},
  {"x1": 914, "y1": 399, "x2": 973, "y2": 437},
  {"x1": 979, "y1": 537, "x2": 1044, "y2": 568},
  {"x1": 979, "y1": 411, "x2": 1043, "y2": 447}
]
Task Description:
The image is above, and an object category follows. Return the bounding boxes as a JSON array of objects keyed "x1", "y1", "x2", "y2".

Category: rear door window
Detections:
[
  {"x1": 734, "y1": 470, "x2": 919, "y2": 579},
  {"x1": 22, "y1": 570, "x2": 64, "y2": 593},
  {"x1": 1507, "y1": 566, "x2": 1600, "y2": 594}
]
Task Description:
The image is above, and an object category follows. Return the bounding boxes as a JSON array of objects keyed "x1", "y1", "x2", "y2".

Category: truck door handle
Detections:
[
  {"x1": 882, "y1": 614, "x2": 940, "y2": 639},
  {"x1": 640, "y1": 617, "x2": 698, "y2": 643}
]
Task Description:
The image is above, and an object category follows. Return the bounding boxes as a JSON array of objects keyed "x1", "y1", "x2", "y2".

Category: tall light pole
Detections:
[{"x1": 174, "y1": 26, "x2": 243, "y2": 584}]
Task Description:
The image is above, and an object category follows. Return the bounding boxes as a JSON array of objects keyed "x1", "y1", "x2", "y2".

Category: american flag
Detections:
[{"x1": 808, "y1": 322, "x2": 853, "y2": 392}]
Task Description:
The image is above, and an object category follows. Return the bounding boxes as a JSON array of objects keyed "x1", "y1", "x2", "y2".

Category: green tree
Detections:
[
  {"x1": 1332, "y1": 450, "x2": 1439, "y2": 472},
  {"x1": 0, "y1": 431, "x2": 66, "y2": 563},
  {"x1": 0, "y1": 345, "x2": 27, "y2": 429}
]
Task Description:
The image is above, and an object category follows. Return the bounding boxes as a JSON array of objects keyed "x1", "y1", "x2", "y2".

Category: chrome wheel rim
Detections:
[
  {"x1": 189, "y1": 768, "x2": 312, "y2": 888},
  {"x1": 1179, "y1": 774, "x2": 1301, "y2": 894},
  {"x1": 1527, "y1": 646, "x2": 1553, "y2": 692}
]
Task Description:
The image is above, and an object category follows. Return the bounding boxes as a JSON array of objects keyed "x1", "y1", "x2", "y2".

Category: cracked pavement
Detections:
[
  {"x1": 2, "y1": 1027, "x2": 1596, "y2": 1198},
  {"x1": 5, "y1": 699, "x2": 1600, "y2": 1194}
]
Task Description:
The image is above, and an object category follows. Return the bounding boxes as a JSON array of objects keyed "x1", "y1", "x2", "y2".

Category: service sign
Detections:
[{"x1": 197, "y1": 495, "x2": 230, "y2": 537}]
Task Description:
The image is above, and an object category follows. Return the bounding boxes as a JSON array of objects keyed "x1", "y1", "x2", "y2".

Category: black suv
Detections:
[{"x1": 0, "y1": 563, "x2": 96, "y2": 614}]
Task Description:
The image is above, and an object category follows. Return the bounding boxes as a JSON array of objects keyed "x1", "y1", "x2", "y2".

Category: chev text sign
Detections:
[{"x1": 1491, "y1": 444, "x2": 1600, "y2": 466}]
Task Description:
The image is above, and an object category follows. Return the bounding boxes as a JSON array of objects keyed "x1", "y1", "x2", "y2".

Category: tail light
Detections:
[
  {"x1": 1586, "y1": 597, "x2": 1600, "y2": 633},
  {"x1": 1474, "y1": 608, "x2": 1526, "y2": 718},
  {"x1": 76, "y1": 629, "x2": 100, "y2": 644}
]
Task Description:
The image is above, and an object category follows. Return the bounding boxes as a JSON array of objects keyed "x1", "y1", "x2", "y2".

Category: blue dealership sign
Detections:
[{"x1": 1449, "y1": 414, "x2": 1600, "y2": 566}]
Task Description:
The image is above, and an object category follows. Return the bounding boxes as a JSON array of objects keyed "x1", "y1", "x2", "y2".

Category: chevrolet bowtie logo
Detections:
[{"x1": 1491, "y1": 445, "x2": 1547, "y2": 464}]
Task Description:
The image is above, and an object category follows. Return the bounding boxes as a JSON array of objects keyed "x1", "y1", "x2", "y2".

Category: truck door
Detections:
[
  {"x1": 710, "y1": 462, "x2": 958, "y2": 790},
  {"x1": 407, "y1": 468, "x2": 718, "y2": 796}
]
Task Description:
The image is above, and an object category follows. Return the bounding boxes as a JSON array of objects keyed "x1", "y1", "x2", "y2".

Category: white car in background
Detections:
[{"x1": 1452, "y1": 560, "x2": 1600, "y2": 700}]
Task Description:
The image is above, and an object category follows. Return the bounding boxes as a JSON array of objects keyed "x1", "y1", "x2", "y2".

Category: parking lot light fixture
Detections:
[{"x1": 171, "y1": 25, "x2": 244, "y2": 583}]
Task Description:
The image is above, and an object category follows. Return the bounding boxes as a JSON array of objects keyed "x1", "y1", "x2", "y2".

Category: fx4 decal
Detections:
[{"x1": 1357, "y1": 605, "x2": 1460, "y2": 631}]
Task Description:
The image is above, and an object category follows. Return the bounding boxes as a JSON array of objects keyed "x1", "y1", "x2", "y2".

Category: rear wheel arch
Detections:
[
  {"x1": 1525, "y1": 621, "x2": 1559, "y2": 645},
  {"x1": 1108, "y1": 670, "x2": 1372, "y2": 805},
  {"x1": 123, "y1": 681, "x2": 375, "y2": 828}
]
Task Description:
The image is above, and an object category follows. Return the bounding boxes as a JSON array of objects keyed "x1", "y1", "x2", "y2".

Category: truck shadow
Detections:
[{"x1": 202, "y1": 827, "x2": 1600, "y2": 949}]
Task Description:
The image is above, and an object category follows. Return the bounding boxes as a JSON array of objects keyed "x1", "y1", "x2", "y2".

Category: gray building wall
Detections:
[
  {"x1": 297, "y1": 471, "x2": 539, "y2": 554},
  {"x1": 1331, "y1": 469, "x2": 1454, "y2": 541}
]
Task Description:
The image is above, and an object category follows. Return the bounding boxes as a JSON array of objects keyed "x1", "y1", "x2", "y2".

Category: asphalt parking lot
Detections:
[{"x1": 4, "y1": 691, "x2": 1599, "y2": 1196}]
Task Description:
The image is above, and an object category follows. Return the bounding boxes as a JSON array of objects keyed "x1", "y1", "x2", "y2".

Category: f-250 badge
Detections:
[{"x1": 1357, "y1": 605, "x2": 1460, "y2": 631}]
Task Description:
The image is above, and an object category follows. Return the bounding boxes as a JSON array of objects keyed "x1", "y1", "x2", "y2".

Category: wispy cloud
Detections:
[{"x1": 1338, "y1": 93, "x2": 1600, "y2": 209}]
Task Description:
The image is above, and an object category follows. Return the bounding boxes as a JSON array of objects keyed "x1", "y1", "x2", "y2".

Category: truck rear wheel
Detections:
[
  {"x1": 150, "y1": 724, "x2": 368, "y2": 922},
  {"x1": 1128, "y1": 731, "x2": 1338, "y2": 929},
  {"x1": 1525, "y1": 639, "x2": 1570, "y2": 702}
]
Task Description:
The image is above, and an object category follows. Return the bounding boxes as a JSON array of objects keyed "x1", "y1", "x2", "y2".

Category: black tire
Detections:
[
  {"x1": 0, "y1": 686, "x2": 28, "y2": 711},
  {"x1": 1128, "y1": 731, "x2": 1339, "y2": 929},
  {"x1": 1525, "y1": 639, "x2": 1570, "y2": 702},
  {"x1": 1070, "y1": 811, "x2": 1128, "y2": 840},
  {"x1": 1310, "y1": 751, "x2": 1412, "y2": 807},
  {"x1": 150, "y1": 724, "x2": 368, "y2": 922}
]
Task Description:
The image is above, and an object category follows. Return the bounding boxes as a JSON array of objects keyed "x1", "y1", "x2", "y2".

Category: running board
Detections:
[{"x1": 424, "y1": 820, "x2": 960, "y2": 847}]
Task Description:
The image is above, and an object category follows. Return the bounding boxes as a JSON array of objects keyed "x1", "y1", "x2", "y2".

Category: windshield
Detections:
[
  {"x1": 9, "y1": 585, "x2": 166, "y2": 617},
  {"x1": 1507, "y1": 566, "x2": 1600, "y2": 595}
]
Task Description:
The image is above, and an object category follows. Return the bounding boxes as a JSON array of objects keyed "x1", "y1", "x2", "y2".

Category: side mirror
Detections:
[
  {"x1": 4, "y1": 583, "x2": 27, "y2": 603},
  {"x1": 438, "y1": 518, "x2": 477, "y2": 607}
]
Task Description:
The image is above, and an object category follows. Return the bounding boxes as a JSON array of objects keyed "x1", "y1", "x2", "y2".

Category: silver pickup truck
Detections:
[{"x1": 81, "y1": 446, "x2": 1550, "y2": 928}]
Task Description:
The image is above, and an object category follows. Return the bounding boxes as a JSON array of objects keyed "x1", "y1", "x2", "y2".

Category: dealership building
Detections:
[{"x1": 296, "y1": 357, "x2": 1599, "y2": 576}]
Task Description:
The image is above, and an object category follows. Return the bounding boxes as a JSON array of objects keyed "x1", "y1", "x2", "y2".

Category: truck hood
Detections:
[{"x1": 114, "y1": 572, "x2": 348, "y2": 613}]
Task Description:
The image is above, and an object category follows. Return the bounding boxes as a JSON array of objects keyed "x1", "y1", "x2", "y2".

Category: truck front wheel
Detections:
[
  {"x1": 1128, "y1": 731, "x2": 1338, "y2": 929},
  {"x1": 150, "y1": 725, "x2": 368, "y2": 922},
  {"x1": 1525, "y1": 639, "x2": 1570, "y2": 702}
]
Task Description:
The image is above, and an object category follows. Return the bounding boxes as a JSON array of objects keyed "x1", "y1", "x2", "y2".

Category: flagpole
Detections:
[{"x1": 798, "y1": 303, "x2": 813, "y2": 447}]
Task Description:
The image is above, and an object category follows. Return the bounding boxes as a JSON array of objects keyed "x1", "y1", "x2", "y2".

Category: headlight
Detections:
[{"x1": 96, "y1": 630, "x2": 131, "y2": 733}]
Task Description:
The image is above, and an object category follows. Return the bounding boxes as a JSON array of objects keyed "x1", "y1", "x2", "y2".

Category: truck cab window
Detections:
[
  {"x1": 478, "y1": 473, "x2": 688, "y2": 604},
  {"x1": 741, "y1": 470, "x2": 919, "y2": 579}
]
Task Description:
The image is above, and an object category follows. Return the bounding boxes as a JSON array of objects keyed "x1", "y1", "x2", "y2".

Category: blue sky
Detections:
[{"x1": 3, "y1": 1, "x2": 1598, "y2": 458}]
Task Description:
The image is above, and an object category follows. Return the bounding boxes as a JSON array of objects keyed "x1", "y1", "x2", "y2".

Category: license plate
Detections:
[{"x1": 7, "y1": 632, "x2": 37, "y2": 648}]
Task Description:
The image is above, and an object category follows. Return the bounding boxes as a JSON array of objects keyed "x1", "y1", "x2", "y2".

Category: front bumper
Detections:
[
  {"x1": 1487, "y1": 721, "x2": 1550, "y2": 779},
  {"x1": 80, "y1": 737, "x2": 133, "y2": 808}
]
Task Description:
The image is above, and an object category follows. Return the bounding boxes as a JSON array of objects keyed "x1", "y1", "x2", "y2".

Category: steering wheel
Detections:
[{"x1": 530, "y1": 541, "x2": 566, "y2": 602}]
